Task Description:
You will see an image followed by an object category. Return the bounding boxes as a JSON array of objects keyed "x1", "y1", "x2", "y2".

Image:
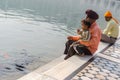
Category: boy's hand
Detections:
[{"x1": 77, "y1": 29, "x2": 82, "y2": 34}]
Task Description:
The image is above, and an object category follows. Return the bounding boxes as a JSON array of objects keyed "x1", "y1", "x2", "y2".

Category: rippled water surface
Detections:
[{"x1": 0, "y1": 0, "x2": 120, "y2": 80}]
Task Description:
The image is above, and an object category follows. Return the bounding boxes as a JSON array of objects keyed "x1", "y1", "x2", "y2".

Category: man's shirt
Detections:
[{"x1": 103, "y1": 19, "x2": 119, "y2": 38}]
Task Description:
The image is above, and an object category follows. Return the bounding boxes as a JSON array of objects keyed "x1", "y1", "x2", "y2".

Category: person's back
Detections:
[{"x1": 89, "y1": 22, "x2": 101, "y2": 53}]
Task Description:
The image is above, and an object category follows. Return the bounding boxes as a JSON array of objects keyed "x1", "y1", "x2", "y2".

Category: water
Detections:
[{"x1": 0, "y1": 0, "x2": 120, "y2": 80}]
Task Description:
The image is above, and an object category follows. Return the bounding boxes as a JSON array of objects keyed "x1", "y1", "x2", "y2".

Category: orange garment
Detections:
[
  {"x1": 71, "y1": 36, "x2": 80, "y2": 41},
  {"x1": 104, "y1": 11, "x2": 112, "y2": 17},
  {"x1": 79, "y1": 22, "x2": 101, "y2": 54},
  {"x1": 104, "y1": 11, "x2": 119, "y2": 24}
]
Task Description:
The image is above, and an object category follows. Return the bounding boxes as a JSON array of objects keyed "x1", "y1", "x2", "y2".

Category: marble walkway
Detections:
[{"x1": 72, "y1": 39, "x2": 120, "y2": 80}]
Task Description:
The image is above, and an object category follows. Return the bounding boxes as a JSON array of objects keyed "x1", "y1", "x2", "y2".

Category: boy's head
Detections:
[{"x1": 81, "y1": 20, "x2": 91, "y2": 30}]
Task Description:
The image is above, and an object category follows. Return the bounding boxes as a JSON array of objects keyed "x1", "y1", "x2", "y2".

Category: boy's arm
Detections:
[{"x1": 67, "y1": 36, "x2": 80, "y2": 41}]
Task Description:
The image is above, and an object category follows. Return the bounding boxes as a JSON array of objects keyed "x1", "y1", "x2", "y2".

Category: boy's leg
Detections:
[
  {"x1": 64, "y1": 46, "x2": 76, "y2": 60},
  {"x1": 64, "y1": 40, "x2": 75, "y2": 54}
]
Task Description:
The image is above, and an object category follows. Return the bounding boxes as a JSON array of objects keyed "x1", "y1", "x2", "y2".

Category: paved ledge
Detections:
[
  {"x1": 72, "y1": 39, "x2": 120, "y2": 80},
  {"x1": 42, "y1": 55, "x2": 93, "y2": 80},
  {"x1": 34, "y1": 55, "x2": 65, "y2": 73},
  {"x1": 72, "y1": 56, "x2": 120, "y2": 80},
  {"x1": 17, "y1": 55, "x2": 65, "y2": 80},
  {"x1": 18, "y1": 41, "x2": 110, "y2": 80}
]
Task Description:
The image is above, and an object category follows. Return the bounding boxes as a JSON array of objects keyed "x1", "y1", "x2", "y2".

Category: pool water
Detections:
[{"x1": 0, "y1": 0, "x2": 120, "y2": 80}]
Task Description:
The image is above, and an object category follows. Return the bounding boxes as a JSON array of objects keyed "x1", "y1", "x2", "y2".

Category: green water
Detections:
[{"x1": 0, "y1": 0, "x2": 120, "y2": 80}]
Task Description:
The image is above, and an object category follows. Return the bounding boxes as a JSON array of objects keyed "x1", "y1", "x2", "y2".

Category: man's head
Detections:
[
  {"x1": 104, "y1": 11, "x2": 112, "y2": 22},
  {"x1": 85, "y1": 9, "x2": 99, "y2": 24}
]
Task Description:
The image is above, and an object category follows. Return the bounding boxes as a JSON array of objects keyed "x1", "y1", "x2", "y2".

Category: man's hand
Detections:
[
  {"x1": 67, "y1": 36, "x2": 73, "y2": 40},
  {"x1": 75, "y1": 40, "x2": 81, "y2": 44}
]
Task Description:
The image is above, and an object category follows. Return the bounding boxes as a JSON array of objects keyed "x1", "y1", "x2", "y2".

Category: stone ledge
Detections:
[{"x1": 18, "y1": 41, "x2": 111, "y2": 80}]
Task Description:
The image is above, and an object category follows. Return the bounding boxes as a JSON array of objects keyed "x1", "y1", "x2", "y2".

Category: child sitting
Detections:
[{"x1": 64, "y1": 20, "x2": 91, "y2": 59}]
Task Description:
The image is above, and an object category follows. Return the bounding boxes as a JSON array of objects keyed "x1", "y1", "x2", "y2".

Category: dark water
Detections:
[{"x1": 0, "y1": 0, "x2": 120, "y2": 80}]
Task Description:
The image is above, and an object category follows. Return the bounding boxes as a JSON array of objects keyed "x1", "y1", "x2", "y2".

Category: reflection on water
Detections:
[{"x1": 0, "y1": 0, "x2": 120, "y2": 80}]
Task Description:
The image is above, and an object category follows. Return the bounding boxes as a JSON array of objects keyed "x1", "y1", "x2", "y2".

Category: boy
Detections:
[{"x1": 65, "y1": 20, "x2": 91, "y2": 59}]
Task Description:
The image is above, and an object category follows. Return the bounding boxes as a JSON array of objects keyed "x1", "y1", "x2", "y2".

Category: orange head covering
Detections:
[{"x1": 104, "y1": 11, "x2": 112, "y2": 17}]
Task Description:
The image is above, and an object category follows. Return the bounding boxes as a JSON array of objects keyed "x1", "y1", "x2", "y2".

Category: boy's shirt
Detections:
[{"x1": 80, "y1": 29, "x2": 91, "y2": 41}]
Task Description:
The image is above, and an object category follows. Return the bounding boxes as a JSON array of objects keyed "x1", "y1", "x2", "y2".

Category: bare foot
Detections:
[{"x1": 64, "y1": 55, "x2": 70, "y2": 60}]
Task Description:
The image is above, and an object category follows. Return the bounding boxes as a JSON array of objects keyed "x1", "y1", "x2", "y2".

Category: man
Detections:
[
  {"x1": 101, "y1": 11, "x2": 119, "y2": 44},
  {"x1": 64, "y1": 9, "x2": 101, "y2": 60}
]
